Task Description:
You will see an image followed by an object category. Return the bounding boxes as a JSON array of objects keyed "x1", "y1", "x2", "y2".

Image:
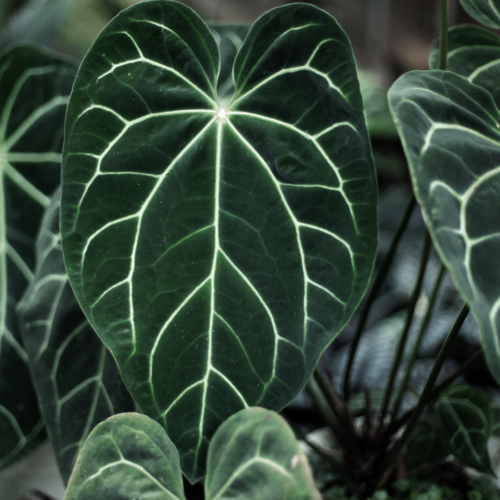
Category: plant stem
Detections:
[
  {"x1": 306, "y1": 378, "x2": 349, "y2": 451},
  {"x1": 390, "y1": 264, "x2": 446, "y2": 420},
  {"x1": 343, "y1": 195, "x2": 416, "y2": 399},
  {"x1": 377, "y1": 303, "x2": 470, "y2": 477},
  {"x1": 313, "y1": 368, "x2": 360, "y2": 457},
  {"x1": 438, "y1": 0, "x2": 449, "y2": 71},
  {"x1": 388, "y1": 346, "x2": 483, "y2": 436},
  {"x1": 378, "y1": 230, "x2": 432, "y2": 427}
]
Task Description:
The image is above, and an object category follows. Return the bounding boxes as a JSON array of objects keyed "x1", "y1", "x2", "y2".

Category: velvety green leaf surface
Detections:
[
  {"x1": 61, "y1": 1, "x2": 377, "y2": 480},
  {"x1": 205, "y1": 407, "x2": 320, "y2": 500},
  {"x1": 64, "y1": 412, "x2": 186, "y2": 500},
  {"x1": 209, "y1": 24, "x2": 250, "y2": 106},
  {"x1": 17, "y1": 189, "x2": 134, "y2": 484},
  {"x1": 459, "y1": 0, "x2": 500, "y2": 29},
  {"x1": 434, "y1": 384, "x2": 494, "y2": 475},
  {"x1": 389, "y1": 70, "x2": 500, "y2": 387},
  {"x1": 404, "y1": 415, "x2": 449, "y2": 472},
  {"x1": 0, "y1": 44, "x2": 76, "y2": 470},
  {"x1": 429, "y1": 25, "x2": 500, "y2": 107}
]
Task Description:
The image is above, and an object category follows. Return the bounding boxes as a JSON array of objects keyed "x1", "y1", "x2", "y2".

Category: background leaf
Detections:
[
  {"x1": 0, "y1": 44, "x2": 76, "y2": 470},
  {"x1": 205, "y1": 407, "x2": 321, "y2": 500},
  {"x1": 429, "y1": 25, "x2": 500, "y2": 108},
  {"x1": 64, "y1": 412, "x2": 186, "y2": 500},
  {"x1": 434, "y1": 384, "x2": 494, "y2": 475},
  {"x1": 404, "y1": 414, "x2": 450, "y2": 472},
  {"x1": 459, "y1": 0, "x2": 500, "y2": 29},
  {"x1": 18, "y1": 188, "x2": 134, "y2": 484},
  {"x1": 61, "y1": 1, "x2": 377, "y2": 480},
  {"x1": 209, "y1": 23, "x2": 250, "y2": 106},
  {"x1": 389, "y1": 70, "x2": 500, "y2": 388}
]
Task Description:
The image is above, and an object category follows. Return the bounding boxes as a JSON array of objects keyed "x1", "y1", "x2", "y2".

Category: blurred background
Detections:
[{"x1": 2, "y1": 1, "x2": 500, "y2": 499}]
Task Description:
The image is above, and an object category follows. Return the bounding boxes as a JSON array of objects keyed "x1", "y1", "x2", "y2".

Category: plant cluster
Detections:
[{"x1": 2, "y1": 0, "x2": 500, "y2": 499}]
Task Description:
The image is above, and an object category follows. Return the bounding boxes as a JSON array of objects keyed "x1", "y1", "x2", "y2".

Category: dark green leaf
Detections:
[
  {"x1": 389, "y1": 70, "x2": 500, "y2": 388},
  {"x1": 17, "y1": 189, "x2": 134, "y2": 484},
  {"x1": 429, "y1": 25, "x2": 500, "y2": 107},
  {"x1": 205, "y1": 407, "x2": 320, "y2": 500},
  {"x1": 209, "y1": 23, "x2": 250, "y2": 106},
  {"x1": 434, "y1": 384, "x2": 494, "y2": 475},
  {"x1": 0, "y1": 44, "x2": 76, "y2": 470},
  {"x1": 61, "y1": 1, "x2": 377, "y2": 480},
  {"x1": 63, "y1": 412, "x2": 186, "y2": 500},
  {"x1": 459, "y1": 0, "x2": 500, "y2": 29},
  {"x1": 404, "y1": 415, "x2": 449, "y2": 472}
]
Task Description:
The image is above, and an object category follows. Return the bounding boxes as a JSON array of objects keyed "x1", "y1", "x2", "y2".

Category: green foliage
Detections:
[
  {"x1": 459, "y1": 0, "x2": 500, "y2": 29},
  {"x1": 206, "y1": 408, "x2": 320, "y2": 500},
  {"x1": 0, "y1": 44, "x2": 76, "y2": 470},
  {"x1": 63, "y1": 412, "x2": 186, "y2": 500},
  {"x1": 17, "y1": 189, "x2": 134, "y2": 484},
  {"x1": 429, "y1": 25, "x2": 500, "y2": 108},
  {"x1": 64, "y1": 409, "x2": 321, "y2": 500},
  {"x1": 433, "y1": 384, "x2": 494, "y2": 475},
  {"x1": 60, "y1": 0, "x2": 377, "y2": 480},
  {"x1": 389, "y1": 70, "x2": 500, "y2": 388}
]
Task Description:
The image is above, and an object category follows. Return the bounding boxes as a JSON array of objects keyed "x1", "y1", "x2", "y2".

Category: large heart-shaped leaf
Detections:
[
  {"x1": 64, "y1": 412, "x2": 186, "y2": 500},
  {"x1": 429, "y1": 25, "x2": 500, "y2": 107},
  {"x1": 61, "y1": 1, "x2": 377, "y2": 480},
  {"x1": 389, "y1": 70, "x2": 500, "y2": 387},
  {"x1": 434, "y1": 384, "x2": 494, "y2": 475},
  {"x1": 205, "y1": 407, "x2": 321, "y2": 500},
  {"x1": 459, "y1": 0, "x2": 500, "y2": 29},
  {"x1": 0, "y1": 44, "x2": 76, "y2": 469},
  {"x1": 209, "y1": 24, "x2": 249, "y2": 106},
  {"x1": 18, "y1": 189, "x2": 134, "y2": 484}
]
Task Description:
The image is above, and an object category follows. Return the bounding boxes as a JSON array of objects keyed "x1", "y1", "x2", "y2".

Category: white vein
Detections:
[{"x1": 227, "y1": 111, "x2": 359, "y2": 232}]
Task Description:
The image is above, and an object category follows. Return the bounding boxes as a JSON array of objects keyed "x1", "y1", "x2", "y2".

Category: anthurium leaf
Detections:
[
  {"x1": 404, "y1": 415, "x2": 449, "y2": 472},
  {"x1": 61, "y1": 0, "x2": 377, "y2": 481},
  {"x1": 209, "y1": 23, "x2": 249, "y2": 106},
  {"x1": 64, "y1": 412, "x2": 186, "y2": 500},
  {"x1": 433, "y1": 384, "x2": 494, "y2": 475},
  {"x1": 17, "y1": 188, "x2": 134, "y2": 484},
  {"x1": 429, "y1": 25, "x2": 500, "y2": 107},
  {"x1": 389, "y1": 70, "x2": 500, "y2": 388},
  {"x1": 205, "y1": 407, "x2": 320, "y2": 500},
  {"x1": 459, "y1": 0, "x2": 500, "y2": 29},
  {"x1": 0, "y1": 44, "x2": 76, "y2": 470}
]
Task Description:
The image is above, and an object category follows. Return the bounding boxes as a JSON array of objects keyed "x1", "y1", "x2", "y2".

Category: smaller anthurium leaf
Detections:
[
  {"x1": 0, "y1": 44, "x2": 76, "y2": 470},
  {"x1": 18, "y1": 189, "x2": 134, "y2": 484},
  {"x1": 459, "y1": 0, "x2": 500, "y2": 29},
  {"x1": 389, "y1": 70, "x2": 500, "y2": 388},
  {"x1": 433, "y1": 384, "x2": 494, "y2": 475},
  {"x1": 205, "y1": 407, "x2": 321, "y2": 500},
  {"x1": 209, "y1": 24, "x2": 250, "y2": 106},
  {"x1": 64, "y1": 412, "x2": 186, "y2": 500},
  {"x1": 404, "y1": 415, "x2": 449, "y2": 472},
  {"x1": 429, "y1": 25, "x2": 500, "y2": 107}
]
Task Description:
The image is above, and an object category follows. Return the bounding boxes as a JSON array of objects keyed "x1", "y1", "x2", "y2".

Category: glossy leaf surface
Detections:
[
  {"x1": 205, "y1": 407, "x2": 320, "y2": 500},
  {"x1": 209, "y1": 24, "x2": 249, "y2": 106},
  {"x1": 18, "y1": 189, "x2": 134, "y2": 484},
  {"x1": 434, "y1": 384, "x2": 494, "y2": 475},
  {"x1": 61, "y1": 1, "x2": 377, "y2": 480},
  {"x1": 64, "y1": 413, "x2": 186, "y2": 500},
  {"x1": 0, "y1": 45, "x2": 76, "y2": 469},
  {"x1": 459, "y1": 0, "x2": 500, "y2": 29},
  {"x1": 430, "y1": 25, "x2": 500, "y2": 107},
  {"x1": 389, "y1": 70, "x2": 500, "y2": 387}
]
